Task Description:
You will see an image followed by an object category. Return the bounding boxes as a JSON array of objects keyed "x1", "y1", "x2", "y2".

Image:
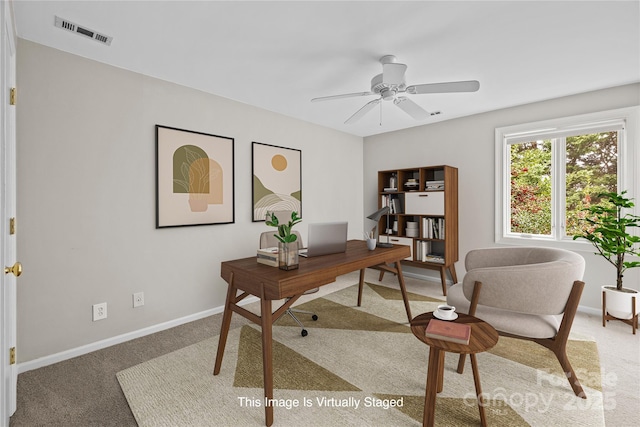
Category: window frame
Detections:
[{"x1": 495, "y1": 106, "x2": 639, "y2": 250}]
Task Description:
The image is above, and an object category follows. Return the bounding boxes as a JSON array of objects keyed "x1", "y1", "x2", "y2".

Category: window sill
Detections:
[{"x1": 495, "y1": 235, "x2": 597, "y2": 253}]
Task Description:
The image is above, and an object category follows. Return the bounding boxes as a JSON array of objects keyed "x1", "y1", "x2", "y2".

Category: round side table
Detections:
[{"x1": 410, "y1": 312, "x2": 499, "y2": 427}]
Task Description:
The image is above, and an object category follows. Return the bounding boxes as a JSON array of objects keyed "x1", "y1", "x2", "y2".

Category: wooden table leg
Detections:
[
  {"x1": 437, "y1": 351, "x2": 445, "y2": 393},
  {"x1": 439, "y1": 267, "x2": 448, "y2": 296},
  {"x1": 470, "y1": 354, "x2": 488, "y2": 427},
  {"x1": 394, "y1": 261, "x2": 412, "y2": 322},
  {"x1": 213, "y1": 273, "x2": 235, "y2": 375},
  {"x1": 357, "y1": 268, "x2": 365, "y2": 307},
  {"x1": 423, "y1": 346, "x2": 441, "y2": 427},
  {"x1": 260, "y1": 289, "x2": 274, "y2": 427},
  {"x1": 449, "y1": 264, "x2": 458, "y2": 284}
]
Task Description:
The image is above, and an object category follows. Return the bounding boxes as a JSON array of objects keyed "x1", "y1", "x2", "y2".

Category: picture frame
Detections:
[
  {"x1": 252, "y1": 142, "x2": 302, "y2": 222},
  {"x1": 156, "y1": 125, "x2": 234, "y2": 228}
]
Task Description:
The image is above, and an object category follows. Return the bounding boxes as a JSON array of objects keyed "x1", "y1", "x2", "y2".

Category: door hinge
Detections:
[
  {"x1": 9, "y1": 347, "x2": 15, "y2": 365},
  {"x1": 9, "y1": 217, "x2": 16, "y2": 235},
  {"x1": 9, "y1": 87, "x2": 16, "y2": 106}
]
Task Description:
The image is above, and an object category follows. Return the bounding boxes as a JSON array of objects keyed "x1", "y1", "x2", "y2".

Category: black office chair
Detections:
[{"x1": 259, "y1": 230, "x2": 318, "y2": 336}]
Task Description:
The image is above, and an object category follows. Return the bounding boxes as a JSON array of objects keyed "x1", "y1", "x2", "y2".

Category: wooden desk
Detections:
[
  {"x1": 410, "y1": 313, "x2": 499, "y2": 427},
  {"x1": 213, "y1": 240, "x2": 411, "y2": 426}
]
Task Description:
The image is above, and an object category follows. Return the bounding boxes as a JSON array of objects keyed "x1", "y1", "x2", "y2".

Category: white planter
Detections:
[{"x1": 602, "y1": 285, "x2": 639, "y2": 320}]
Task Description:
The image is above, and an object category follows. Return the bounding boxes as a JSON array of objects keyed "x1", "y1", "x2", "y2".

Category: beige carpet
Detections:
[{"x1": 117, "y1": 283, "x2": 604, "y2": 426}]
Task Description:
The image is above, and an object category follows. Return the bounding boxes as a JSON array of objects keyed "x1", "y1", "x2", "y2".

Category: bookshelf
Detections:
[{"x1": 375, "y1": 165, "x2": 458, "y2": 295}]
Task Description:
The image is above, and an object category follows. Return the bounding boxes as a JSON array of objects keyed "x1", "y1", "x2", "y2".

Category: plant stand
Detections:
[{"x1": 602, "y1": 291, "x2": 638, "y2": 334}]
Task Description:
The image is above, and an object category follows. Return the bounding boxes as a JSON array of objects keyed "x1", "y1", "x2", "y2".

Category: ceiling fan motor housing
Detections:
[{"x1": 371, "y1": 73, "x2": 406, "y2": 100}]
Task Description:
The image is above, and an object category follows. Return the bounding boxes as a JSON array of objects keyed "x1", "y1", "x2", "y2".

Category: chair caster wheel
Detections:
[
  {"x1": 301, "y1": 329, "x2": 308, "y2": 337},
  {"x1": 312, "y1": 315, "x2": 318, "y2": 321}
]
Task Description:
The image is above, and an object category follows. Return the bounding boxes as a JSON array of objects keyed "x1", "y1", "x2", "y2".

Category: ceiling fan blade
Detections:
[
  {"x1": 311, "y1": 91, "x2": 374, "y2": 102},
  {"x1": 394, "y1": 97, "x2": 430, "y2": 120},
  {"x1": 406, "y1": 80, "x2": 480, "y2": 94},
  {"x1": 383, "y1": 63, "x2": 407, "y2": 86},
  {"x1": 345, "y1": 98, "x2": 381, "y2": 124}
]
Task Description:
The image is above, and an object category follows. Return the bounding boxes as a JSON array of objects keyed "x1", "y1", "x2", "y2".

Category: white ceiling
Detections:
[{"x1": 12, "y1": 1, "x2": 640, "y2": 138}]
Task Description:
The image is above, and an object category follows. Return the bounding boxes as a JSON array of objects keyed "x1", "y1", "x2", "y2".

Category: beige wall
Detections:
[
  {"x1": 17, "y1": 37, "x2": 640, "y2": 366},
  {"x1": 364, "y1": 83, "x2": 640, "y2": 310},
  {"x1": 16, "y1": 40, "x2": 364, "y2": 364}
]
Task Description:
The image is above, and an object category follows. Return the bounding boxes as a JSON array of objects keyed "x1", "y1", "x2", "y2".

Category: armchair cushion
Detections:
[{"x1": 447, "y1": 283, "x2": 561, "y2": 338}]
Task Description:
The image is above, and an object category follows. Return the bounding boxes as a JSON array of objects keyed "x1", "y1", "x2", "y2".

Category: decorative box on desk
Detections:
[{"x1": 377, "y1": 165, "x2": 458, "y2": 296}]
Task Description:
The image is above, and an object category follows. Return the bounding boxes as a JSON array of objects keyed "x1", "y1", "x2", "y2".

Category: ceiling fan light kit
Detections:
[{"x1": 312, "y1": 55, "x2": 480, "y2": 124}]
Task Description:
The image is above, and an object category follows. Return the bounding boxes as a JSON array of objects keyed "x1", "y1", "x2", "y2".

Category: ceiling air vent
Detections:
[{"x1": 54, "y1": 16, "x2": 112, "y2": 46}]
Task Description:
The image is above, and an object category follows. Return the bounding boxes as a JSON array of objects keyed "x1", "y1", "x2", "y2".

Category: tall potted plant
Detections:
[
  {"x1": 574, "y1": 191, "x2": 640, "y2": 332},
  {"x1": 266, "y1": 211, "x2": 302, "y2": 270}
]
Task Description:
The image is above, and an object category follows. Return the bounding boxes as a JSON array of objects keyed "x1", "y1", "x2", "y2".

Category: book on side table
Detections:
[{"x1": 425, "y1": 318, "x2": 471, "y2": 345}]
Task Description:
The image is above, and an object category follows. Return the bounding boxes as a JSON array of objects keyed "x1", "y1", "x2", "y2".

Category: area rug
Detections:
[{"x1": 117, "y1": 283, "x2": 604, "y2": 426}]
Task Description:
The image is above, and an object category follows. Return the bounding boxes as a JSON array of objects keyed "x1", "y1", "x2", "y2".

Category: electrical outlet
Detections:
[
  {"x1": 133, "y1": 292, "x2": 144, "y2": 308},
  {"x1": 92, "y1": 302, "x2": 107, "y2": 321}
]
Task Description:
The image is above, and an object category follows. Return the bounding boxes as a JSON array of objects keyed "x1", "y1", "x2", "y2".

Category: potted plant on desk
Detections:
[
  {"x1": 266, "y1": 211, "x2": 302, "y2": 270},
  {"x1": 573, "y1": 191, "x2": 640, "y2": 333}
]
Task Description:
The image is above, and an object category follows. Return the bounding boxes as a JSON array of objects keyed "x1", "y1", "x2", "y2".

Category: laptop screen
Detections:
[{"x1": 300, "y1": 222, "x2": 348, "y2": 257}]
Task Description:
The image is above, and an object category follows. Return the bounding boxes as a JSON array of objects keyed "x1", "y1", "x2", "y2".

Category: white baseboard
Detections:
[
  {"x1": 19, "y1": 273, "x2": 602, "y2": 374},
  {"x1": 402, "y1": 270, "x2": 449, "y2": 284},
  {"x1": 575, "y1": 305, "x2": 601, "y2": 316},
  {"x1": 17, "y1": 295, "x2": 260, "y2": 374}
]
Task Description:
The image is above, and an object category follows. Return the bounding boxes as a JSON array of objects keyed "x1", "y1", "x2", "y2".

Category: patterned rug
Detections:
[{"x1": 117, "y1": 283, "x2": 604, "y2": 426}]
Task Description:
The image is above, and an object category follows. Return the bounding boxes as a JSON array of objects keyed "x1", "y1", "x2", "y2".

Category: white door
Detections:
[{"x1": 1, "y1": 1, "x2": 18, "y2": 424}]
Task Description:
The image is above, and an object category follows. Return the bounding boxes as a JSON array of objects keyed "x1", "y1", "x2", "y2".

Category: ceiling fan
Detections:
[{"x1": 311, "y1": 55, "x2": 480, "y2": 124}]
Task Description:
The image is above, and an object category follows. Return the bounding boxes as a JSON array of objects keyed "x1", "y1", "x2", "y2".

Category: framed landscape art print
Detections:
[
  {"x1": 252, "y1": 142, "x2": 301, "y2": 222},
  {"x1": 156, "y1": 125, "x2": 235, "y2": 228}
]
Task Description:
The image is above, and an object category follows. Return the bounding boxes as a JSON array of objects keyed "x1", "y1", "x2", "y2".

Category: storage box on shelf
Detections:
[{"x1": 375, "y1": 165, "x2": 458, "y2": 295}]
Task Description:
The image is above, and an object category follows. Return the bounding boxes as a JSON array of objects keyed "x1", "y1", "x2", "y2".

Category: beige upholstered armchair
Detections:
[{"x1": 446, "y1": 247, "x2": 586, "y2": 398}]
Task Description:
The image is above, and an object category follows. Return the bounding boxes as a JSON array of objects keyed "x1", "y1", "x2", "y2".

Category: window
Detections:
[{"x1": 495, "y1": 107, "x2": 638, "y2": 248}]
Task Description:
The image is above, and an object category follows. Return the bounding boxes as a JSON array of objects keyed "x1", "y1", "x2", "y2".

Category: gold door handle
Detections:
[{"x1": 4, "y1": 262, "x2": 22, "y2": 277}]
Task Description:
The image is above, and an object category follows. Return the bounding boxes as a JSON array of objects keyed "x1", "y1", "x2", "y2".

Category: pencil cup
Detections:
[{"x1": 366, "y1": 238, "x2": 376, "y2": 250}]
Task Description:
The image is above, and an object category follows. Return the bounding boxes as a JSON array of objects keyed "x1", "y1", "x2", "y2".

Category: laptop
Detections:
[{"x1": 299, "y1": 222, "x2": 348, "y2": 257}]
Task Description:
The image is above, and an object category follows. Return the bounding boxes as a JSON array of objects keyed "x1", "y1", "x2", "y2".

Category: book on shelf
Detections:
[
  {"x1": 392, "y1": 198, "x2": 403, "y2": 214},
  {"x1": 424, "y1": 255, "x2": 445, "y2": 264},
  {"x1": 421, "y1": 217, "x2": 445, "y2": 239},
  {"x1": 257, "y1": 247, "x2": 279, "y2": 267},
  {"x1": 425, "y1": 319, "x2": 471, "y2": 344},
  {"x1": 425, "y1": 180, "x2": 445, "y2": 190},
  {"x1": 415, "y1": 241, "x2": 445, "y2": 263},
  {"x1": 381, "y1": 194, "x2": 404, "y2": 214}
]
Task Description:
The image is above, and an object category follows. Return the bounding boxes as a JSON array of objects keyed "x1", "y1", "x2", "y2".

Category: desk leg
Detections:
[
  {"x1": 394, "y1": 261, "x2": 412, "y2": 322},
  {"x1": 423, "y1": 347, "x2": 441, "y2": 427},
  {"x1": 470, "y1": 354, "x2": 488, "y2": 427},
  {"x1": 261, "y1": 292, "x2": 274, "y2": 427},
  {"x1": 213, "y1": 273, "x2": 235, "y2": 375},
  {"x1": 357, "y1": 269, "x2": 365, "y2": 307}
]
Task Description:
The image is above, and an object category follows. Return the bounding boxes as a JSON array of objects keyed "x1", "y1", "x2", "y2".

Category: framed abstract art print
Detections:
[
  {"x1": 156, "y1": 125, "x2": 235, "y2": 228},
  {"x1": 252, "y1": 142, "x2": 301, "y2": 222}
]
